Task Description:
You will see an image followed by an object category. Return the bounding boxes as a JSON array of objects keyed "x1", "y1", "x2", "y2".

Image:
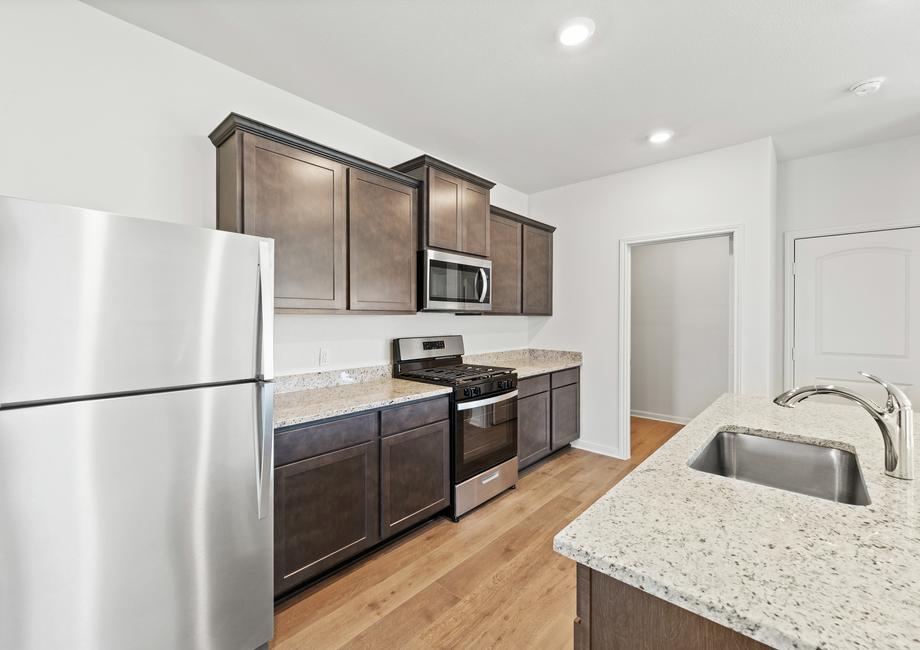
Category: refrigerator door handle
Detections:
[
  {"x1": 257, "y1": 240, "x2": 274, "y2": 381},
  {"x1": 256, "y1": 382, "x2": 274, "y2": 520}
]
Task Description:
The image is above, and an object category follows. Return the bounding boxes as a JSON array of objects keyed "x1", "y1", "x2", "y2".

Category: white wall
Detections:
[
  {"x1": 0, "y1": 0, "x2": 533, "y2": 375},
  {"x1": 630, "y1": 236, "x2": 731, "y2": 423},
  {"x1": 778, "y1": 134, "x2": 920, "y2": 232},
  {"x1": 774, "y1": 135, "x2": 920, "y2": 389},
  {"x1": 528, "y1": 138, "x2": 776, "y2": 458}
]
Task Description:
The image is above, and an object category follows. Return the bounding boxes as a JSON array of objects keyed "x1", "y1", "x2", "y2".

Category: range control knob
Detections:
[
  {"x1": 463, "y1": 388, "x2": 473, "y2": 397},
  {"x1": 473, "y1": 387, "x2": 481, "y2": 397}
]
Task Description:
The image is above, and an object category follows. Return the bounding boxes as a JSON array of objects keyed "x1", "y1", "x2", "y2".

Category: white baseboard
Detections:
[
  {"x1": 570, "y1": 439, "x2": 628, "y2": 460},
  {"x1": 630, "y1": 409, "x2": 691, "y2": 425}
]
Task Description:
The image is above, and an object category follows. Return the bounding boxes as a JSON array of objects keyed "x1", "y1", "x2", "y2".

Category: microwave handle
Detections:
[{"x1": 477, "y1": 268, "x2": 489, "y2": 303}]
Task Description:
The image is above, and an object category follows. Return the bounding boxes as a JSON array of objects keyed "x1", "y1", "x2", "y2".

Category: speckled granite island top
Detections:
[
  {"x1": 273, "y1": 366, "x2": 450, "y2": 429},
  {"x1": 554, "y1": 394, "x2": 920, "y2": 650},
  {"x1": 464, "y1": 348, "x2": 582, "y2": 378}
]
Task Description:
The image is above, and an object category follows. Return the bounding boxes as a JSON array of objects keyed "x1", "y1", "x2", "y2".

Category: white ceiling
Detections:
[{"x1": 84, "y1": 0, "x2": 920, "y2": 193}]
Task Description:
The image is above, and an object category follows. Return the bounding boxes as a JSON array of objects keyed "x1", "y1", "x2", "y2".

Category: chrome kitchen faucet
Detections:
[{"x1": 774, "y1": 372, "x2": 914, "y2": 480}]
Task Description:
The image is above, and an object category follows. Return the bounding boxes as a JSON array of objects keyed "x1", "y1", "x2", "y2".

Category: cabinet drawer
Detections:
[
  {"x1": 551, "y1": 367, "x2": 580, "y2": 389},
  {"x1": 518, "y1": 374, "x2": 550, "y2": 399},
  {"x1": 275, "y1": 412, "x2": 378, "y2": 466},
  {"x1": 380, "y1": 396, "x2": 450, "y2": 437}
]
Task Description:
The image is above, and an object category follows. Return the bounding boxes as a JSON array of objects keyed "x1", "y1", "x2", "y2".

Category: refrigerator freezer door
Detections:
[
  {"x1": 0, "y1": 383, "x2": 273, "y2": 650},
  {"x1": 0, "y1": 196, "x2": 273, "y2": 406}
]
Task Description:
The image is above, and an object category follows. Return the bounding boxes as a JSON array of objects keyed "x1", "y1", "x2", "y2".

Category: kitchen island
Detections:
[{"x1": 554, "y1": 394, "x2": 920, "y2": 649}]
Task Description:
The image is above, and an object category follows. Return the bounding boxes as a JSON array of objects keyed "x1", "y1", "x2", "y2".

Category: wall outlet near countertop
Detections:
[{"x1": 319, "y1": 346, "x2": 329, "y2": 367}]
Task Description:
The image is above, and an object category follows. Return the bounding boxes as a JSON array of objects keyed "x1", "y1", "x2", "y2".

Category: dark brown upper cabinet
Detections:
[
  {"x1": 460, "y1": 181, "x2": 490, "y2": 256},
  {"x1": 428, "y1": 167, "x2": 462, "y2": 251},
  {"x1": 348, "y1": 169, "x2": 417, "y2": 311},
  {"x1": 488, "y1": 206, "x2": 555, "y2": 316},
  {"x1": 238, "y1": 132, "x2": 347, "y2": 310},
  {"x1": 393, "y1": 155, "x2": 495, "y2": 258},
  {"x1": 523, "y1": 224, "x2": 554, "y2": 315},
  {"x1": 210, "y1": 114, "x2": 420, "y2": 313},
  {"x1": 489, "y1": 210, "x2": 522, "y2": 314}
]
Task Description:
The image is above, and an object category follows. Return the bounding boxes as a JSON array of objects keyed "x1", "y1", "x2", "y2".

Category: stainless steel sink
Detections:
[{"x1": 688, "y1": 428, "x2": 871, "y2": 505}]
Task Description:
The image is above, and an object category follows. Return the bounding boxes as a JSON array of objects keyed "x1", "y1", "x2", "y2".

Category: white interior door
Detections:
[{"x1": 793, "y1": 227, "x2": 920, "y2": 405}]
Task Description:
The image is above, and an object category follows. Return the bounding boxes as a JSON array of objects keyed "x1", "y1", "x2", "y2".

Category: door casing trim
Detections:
[{"x1": 618, "y1": 225, "x2": 742, "y2": 460}]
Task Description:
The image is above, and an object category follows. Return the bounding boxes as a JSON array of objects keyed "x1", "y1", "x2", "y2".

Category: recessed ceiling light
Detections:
[
  {"x1": 558, "y1": 17, "x2": 595, "y2": 47},
  {"x1": 849, "y1": 77, "x2": 886, "y2": 96},
  {"x1": 648, "y1": 130, "x2": 674, "y2": 145}
]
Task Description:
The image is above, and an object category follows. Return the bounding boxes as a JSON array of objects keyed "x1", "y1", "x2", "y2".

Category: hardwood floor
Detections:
[{"x1": 271, "y1": 417, "x2": 682, "y2": 650}]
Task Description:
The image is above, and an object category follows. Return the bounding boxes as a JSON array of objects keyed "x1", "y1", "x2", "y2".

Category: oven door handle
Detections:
[{"x1": 457, "y1": 390, "x2": 518, "y2": 411}]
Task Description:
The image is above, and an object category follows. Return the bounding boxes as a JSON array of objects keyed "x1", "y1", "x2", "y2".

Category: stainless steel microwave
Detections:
[{"x1": 421, "y1": 249, "x2": 492, "y2": 312}]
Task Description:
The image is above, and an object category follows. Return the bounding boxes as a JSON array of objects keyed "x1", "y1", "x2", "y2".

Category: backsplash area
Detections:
[{"x1": 274, "y1": 312, "x2": 548, "y2": 376}]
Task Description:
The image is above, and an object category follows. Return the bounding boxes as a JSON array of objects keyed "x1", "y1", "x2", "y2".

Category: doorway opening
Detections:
[{"x1": 618, "y1": 226, "x2": 742, "y2": 458}]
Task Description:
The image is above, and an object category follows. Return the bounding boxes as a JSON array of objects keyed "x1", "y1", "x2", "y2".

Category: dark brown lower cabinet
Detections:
[
  {"x1": 517, "y1": 369, "x2": 581, "y2": 468},
  {"x1": 552, "y1": 382, "x2": 580, "y2": 449},
  {"x1": 575, "y1": 564, "x2": 769, "y2": 649},
  {"x1": 273, "y1": 397, "x2": 451, "y2": 599},
  {"x1": 518, "y1": 391, "x2": 551, "y2": 469},
  {"x1": 274, "y1": 440, "x2": 379, "y2": 596},
  {"x1": 380, "y1": 421, "x2": 450, "y2": 539}
]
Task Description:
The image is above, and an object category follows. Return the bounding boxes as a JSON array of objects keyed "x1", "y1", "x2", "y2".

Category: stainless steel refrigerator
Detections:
[{"x1": 0, "y1": 196, "x2": 275, "y2": 650}]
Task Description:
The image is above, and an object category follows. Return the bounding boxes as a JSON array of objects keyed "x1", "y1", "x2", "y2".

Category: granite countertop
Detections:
[
  {"x1": 464, "y1": 348, "x2": 582, "y2": 378},
  {"x1": 272, "y1": 348, "x2": 580, "y2": 429},
  {"x1": 273, "y1": 367, "x2": 450, "y2": 429},
  {"x1": 554, "y1": 394, "x2": 920, "y2": 649}
]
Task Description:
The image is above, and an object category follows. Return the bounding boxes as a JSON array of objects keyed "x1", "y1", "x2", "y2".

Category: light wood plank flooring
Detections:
[{"x1": 271, "y1": 417, "x2": 683, "y2": 650}]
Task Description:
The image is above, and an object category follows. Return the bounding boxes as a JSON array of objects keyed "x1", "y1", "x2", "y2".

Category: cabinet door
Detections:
[
  {"x1": 518, "y1": 391, "x2": 551, "y2": 469},
  {"x1": 274, "y1": 440, "x2": 379, "y2": 595},
  {"x1": 348, "y1": 169, "x2": 417, "y2": 311},
  {"x1": 381, "y1": 421, "x2": 450, "y2": 539},
  {"x1": 460, "y1": 181, "x2": 490, "y2": 257},
  {"x1": 551, "y1": 382, "x2": 580, "y2": 449},
  {"x1": 489, "y1": 213, "x2": 522, "y2": 314},
  {"x1": 242, "y1": 133, "x2": 347, "y2": 310},
  {"x1": 428, "y1": 168, "x2": 462, "y2": 251},
  {"x1": 522, "y1": 225, "x2": 553, "y2": 315}
]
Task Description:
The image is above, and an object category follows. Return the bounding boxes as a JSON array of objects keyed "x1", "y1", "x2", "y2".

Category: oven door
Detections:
[
  {"x1": 423, "y1": 249, "x2": 491, "y2": 312},
  {"x1": 455, "y1": 390, "x2": 518, "y2": 483}
]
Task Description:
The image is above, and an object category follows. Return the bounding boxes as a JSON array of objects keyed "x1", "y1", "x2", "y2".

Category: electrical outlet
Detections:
[{"x1": 319, "y1": 347, "x2": 329, "y2": 367}]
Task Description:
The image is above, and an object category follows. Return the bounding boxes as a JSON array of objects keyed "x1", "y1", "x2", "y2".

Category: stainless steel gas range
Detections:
[{"x1": 393, "y1": 336, "x2": 518, "y2": 520}]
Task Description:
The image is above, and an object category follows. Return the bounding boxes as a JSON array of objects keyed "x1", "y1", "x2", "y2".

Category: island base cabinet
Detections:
[
  {"x1": 518, "y1": 391, "x2": 551, "y2": 469},
  {"x1": 381, "y1": 421, "x2": 450, "y2": 539},
  {"x1": 575, "y1": 565, "x2": 769, "y2": 649},
  {"x1": 274, "y1": 441, "x2": 380, "y2": 596}
]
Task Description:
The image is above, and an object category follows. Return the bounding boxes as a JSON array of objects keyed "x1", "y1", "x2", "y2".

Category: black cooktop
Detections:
[{"x1": 398, "y1": 363, "x2": 514, "y2": 385}]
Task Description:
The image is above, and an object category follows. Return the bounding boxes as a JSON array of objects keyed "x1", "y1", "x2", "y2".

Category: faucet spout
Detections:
[{"x1": 773, "y1": 372, "x2": 914, "y2": 480}]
